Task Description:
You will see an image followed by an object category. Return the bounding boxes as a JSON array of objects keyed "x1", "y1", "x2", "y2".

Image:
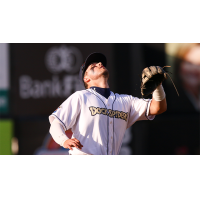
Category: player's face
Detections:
[{"x1": 85, "y1": 62, "x2": 109, "y2": 80}]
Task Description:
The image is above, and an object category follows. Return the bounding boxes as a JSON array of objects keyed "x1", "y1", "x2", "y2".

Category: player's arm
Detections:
[
  {"x1": 149, "y1": 84, "x2": 167, "y2": 115},
  {"x1": 49, "y1": 119, "x2": 83, "y2": 150}
]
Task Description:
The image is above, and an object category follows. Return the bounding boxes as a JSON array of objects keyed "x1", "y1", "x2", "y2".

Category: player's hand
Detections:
[{"x1": 63, "y1": 138, "x2": 83, "y2": 150}]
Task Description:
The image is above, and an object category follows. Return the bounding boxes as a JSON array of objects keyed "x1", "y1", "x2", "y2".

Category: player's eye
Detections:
[
  {"x1": 91, "y1": 65, "x2": 96, "y2": 69},
  {"x1": 89, "y1": 63, "x2": 97, "y2": 70}
]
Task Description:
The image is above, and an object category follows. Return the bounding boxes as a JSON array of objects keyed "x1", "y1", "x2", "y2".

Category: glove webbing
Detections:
[
  {"x1": 163, "y1": 66, "x2": 179, "y2": 97},
  {"x1": 141, "y1": 66, "x2": 179, "y2": 99}
]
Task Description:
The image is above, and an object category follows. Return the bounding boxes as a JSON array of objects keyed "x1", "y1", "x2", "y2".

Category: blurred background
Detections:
[{"x1": 0, "y1": 43, "x2": 199, "y2": 155}]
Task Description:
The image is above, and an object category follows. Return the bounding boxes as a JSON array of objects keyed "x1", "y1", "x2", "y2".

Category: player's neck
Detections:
[{"x1": 89, "y1": 78, "x2": 109, "y2": 89}]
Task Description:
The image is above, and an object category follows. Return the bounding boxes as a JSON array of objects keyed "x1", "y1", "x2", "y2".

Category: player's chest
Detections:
[{"x1": 83, "y1": 95, "x2": 130, "y2": 123}]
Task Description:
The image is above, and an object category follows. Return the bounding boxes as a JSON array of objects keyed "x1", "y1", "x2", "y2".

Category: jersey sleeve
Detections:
[
  {"x1": 49, "y1": 92, "x2": 82, "y2": 131},
  {"x1": 127, "y1": 96, "x2": 155, "y2": 129}
]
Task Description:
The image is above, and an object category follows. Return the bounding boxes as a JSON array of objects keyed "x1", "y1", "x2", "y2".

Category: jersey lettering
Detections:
[{"x1": 89, "y1": 106, "x2": 128, "y2": 122}]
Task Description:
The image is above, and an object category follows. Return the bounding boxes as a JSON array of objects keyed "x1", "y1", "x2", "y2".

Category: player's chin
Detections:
[{"x1": 102, "y1": 69, "x2": 109, "y2": 79}]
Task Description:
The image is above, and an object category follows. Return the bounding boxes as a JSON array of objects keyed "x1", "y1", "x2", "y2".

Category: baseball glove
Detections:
[{"x1": 141, "y1": 66, "x2": 169, "y2": 97}]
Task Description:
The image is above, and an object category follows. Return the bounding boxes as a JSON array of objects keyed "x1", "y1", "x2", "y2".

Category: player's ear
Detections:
[{"x1": 83, "y1": 76, "x2": 90, "y2": 83}]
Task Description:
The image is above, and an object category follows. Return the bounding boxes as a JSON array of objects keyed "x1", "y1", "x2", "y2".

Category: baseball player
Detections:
[{"x1": 49, "y1": 52, "x2": 167, "y2": 155}]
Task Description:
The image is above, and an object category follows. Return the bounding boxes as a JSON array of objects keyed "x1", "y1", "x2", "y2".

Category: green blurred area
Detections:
[
  {"x1": 0, "y1": 90, "x2": 9, "y2": 114},
  {"x1": 0, "y1": 120, "x2": 13, "y2": 155}
]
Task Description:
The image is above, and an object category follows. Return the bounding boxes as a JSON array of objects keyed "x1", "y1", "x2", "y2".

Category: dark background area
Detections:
[{"x1": 0, "y1": 43, "x2": 199, "y2": 155}]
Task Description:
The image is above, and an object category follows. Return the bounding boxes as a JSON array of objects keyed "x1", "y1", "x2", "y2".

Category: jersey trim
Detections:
[
  {"x1": 51, "y1": 114, "x2": 67, "y2": 130},
  {"x1": 145, "y1": 100, "x2": 149, "y2": 120},
  {"x1": 145, "y1": 99, "x2": 152, "y2": 120},
  {"x1": 86, "y1": 89, "x2": 107, "y2": 107}
]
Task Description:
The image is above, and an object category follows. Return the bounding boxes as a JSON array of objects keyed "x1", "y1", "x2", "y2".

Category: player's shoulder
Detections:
[
  {"x1": 60, "y1": 90, "x2": 86, "y2": 104},
  {"x1": 113, "y1": 92, "x2": 150, "y2": 105},
  {"x1": 113, "y1": 92, "x2": 133, "y2": 100},
  {"x1": 73, "y1": 90, "x2": 88, "y2": 96},
  {"x1": 112, "y1": 92, "x2": 135, "y2": 104},
  {"x1": 75, "y1": 89, "x2": 96, "y2": 97},
  {"x1": 63, "y1": 89, "x2": 96, "y2": 101},
  {"x1": 113, "y1": 92, "x2": 148, "y2": 102}
]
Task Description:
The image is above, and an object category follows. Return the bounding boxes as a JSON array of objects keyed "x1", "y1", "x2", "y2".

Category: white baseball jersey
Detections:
[{"x1": 49, "y1": 88, "x2": 155, "y2": 155}]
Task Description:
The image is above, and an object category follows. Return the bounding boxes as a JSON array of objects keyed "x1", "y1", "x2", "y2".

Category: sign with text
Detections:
[{"x1": 10, "y1": 43, "x2": 113, "y2": 116}]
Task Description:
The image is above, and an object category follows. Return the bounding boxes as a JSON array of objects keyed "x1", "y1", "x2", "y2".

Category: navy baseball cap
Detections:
[{"x1": 79, "y1": 52, "x2": 107, "y2": 86}]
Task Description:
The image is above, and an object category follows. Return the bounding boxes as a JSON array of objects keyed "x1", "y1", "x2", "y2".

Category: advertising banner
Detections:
[{"x1": 10, "y1": 43, "x2": 114, "y2": 116}]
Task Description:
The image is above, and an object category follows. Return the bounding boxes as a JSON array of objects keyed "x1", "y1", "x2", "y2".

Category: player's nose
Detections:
[{"x1": 97, "y1": 62, "x2": 103, "y2": 67}]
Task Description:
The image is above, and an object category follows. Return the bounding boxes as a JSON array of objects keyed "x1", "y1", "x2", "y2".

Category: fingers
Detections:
[
  {"x1": 73, "y1": 138, "x2": 83, "y2": 147},
  {"x1": 67, "y1": 145, "x2": 73, "y2": 150},
  {"x1": 66, "y1": 143, "x2": 78, "y2": 150},
  {"x1": 71, "y1": 138, "x2": 83, "y2": 148},
  {"x1": 72, "y1": 142, "x2": 82, "y2": 149},
  {"x1": 64, "y1": 138, "x2": 83, "y2": 150},
  {"x1": 69, "y1": 139, "x2": 83, "y2": 150}
]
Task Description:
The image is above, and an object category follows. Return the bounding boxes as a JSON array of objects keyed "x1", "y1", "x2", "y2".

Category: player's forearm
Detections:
[
  {"x1": 49, "y1": 119, "x2": 69, "y2": 147},
  {"x1": 150, "y1": 98, "x2": 167, "y2": 115},
  {"x1": 149, "y1": 85, "x2": 167, "y2": 115}
]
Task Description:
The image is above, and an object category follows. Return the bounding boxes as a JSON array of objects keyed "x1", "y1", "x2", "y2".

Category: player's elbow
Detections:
[
  {"x1": 156, "y1": 104, "x2": 167, "y2": 115},
  {"x1": 162, "y1": 100, "x2": 167, "y2": 113},
  {"x1": 149, "y1": 99, "x2": 167, "y2": 115},
  {"x1": 160, "y1": 105, "x2": 167, "y2": 114}
]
